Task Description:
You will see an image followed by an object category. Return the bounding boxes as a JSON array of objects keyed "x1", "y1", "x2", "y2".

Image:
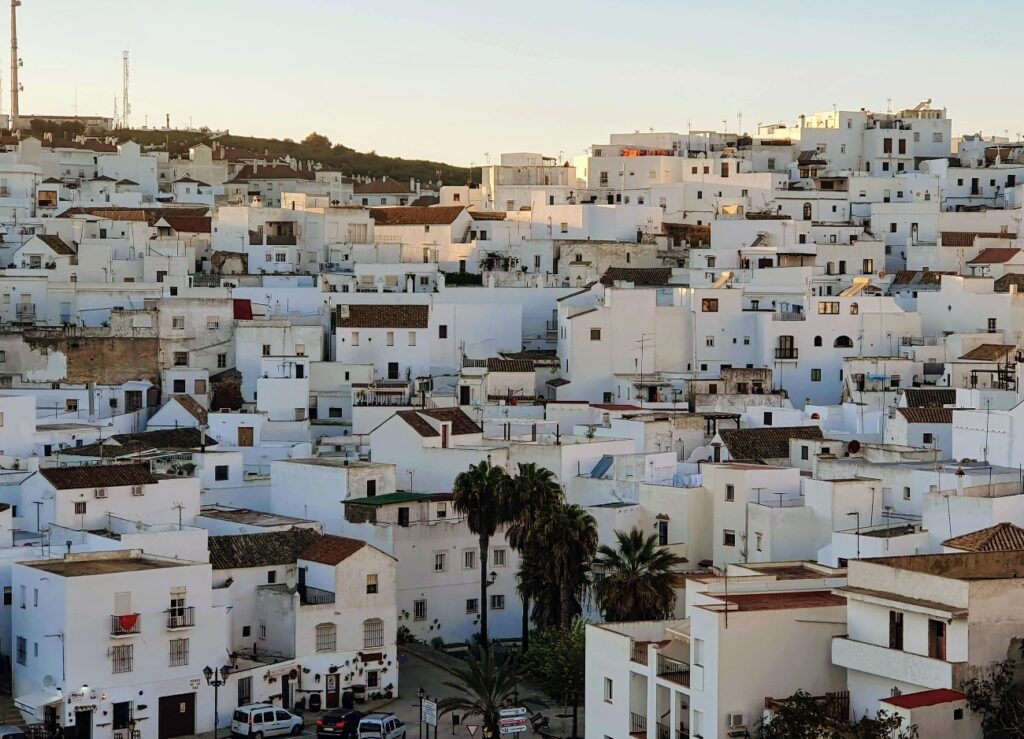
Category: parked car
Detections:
[
  {"x1": 316, "y1": 709, "x2": 363, "y2": 739},
  {"x1": 231, "y1": 705, "x2": 304, "y2": 738},
  {"x1": 0, "y1": 727, "x2": 25, "y2": 739},
  {"x1": 356, "y1": 713, "x2": 405, "y2": 739}
]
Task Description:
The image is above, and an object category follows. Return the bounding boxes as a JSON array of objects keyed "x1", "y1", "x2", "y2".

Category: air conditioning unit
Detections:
[
  {"x1": 727, "y1": 713, "x2": 745, "y2": 729},
  {"x1": 94, "y1": 488, "x2": 107, "y2": 499},
  {"x1": 131, "y1": 486, "x2": 145, "y2": 497}
]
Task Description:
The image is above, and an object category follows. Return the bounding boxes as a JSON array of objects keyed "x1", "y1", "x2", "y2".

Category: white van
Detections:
[
  {"x1": 231, "y1": 705, "x2": 303, "y2": 738},
  {"x1": 356, "y1": 714, "x2": 405, "y2": 739}
]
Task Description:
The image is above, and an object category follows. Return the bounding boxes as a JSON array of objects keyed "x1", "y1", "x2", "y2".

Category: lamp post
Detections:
[
  {"x1": 203, "y1": 665, "x2": 232, "y2": 739},
  {"x1": 417, "y1": 687, "x2": 425, "y2": 739},
  {"x1": 846, "y1": 510, "x2": 861, "y2": 559}
]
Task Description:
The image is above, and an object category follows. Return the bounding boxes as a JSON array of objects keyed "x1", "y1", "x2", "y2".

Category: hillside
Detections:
[{"x1": 120, "y1": 128, "x2": 477, "y2": 186}]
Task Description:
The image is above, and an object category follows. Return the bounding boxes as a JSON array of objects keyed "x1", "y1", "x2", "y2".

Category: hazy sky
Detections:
[{"x1": 18, "y1": 0, "x2": 1024, "y2": 165}]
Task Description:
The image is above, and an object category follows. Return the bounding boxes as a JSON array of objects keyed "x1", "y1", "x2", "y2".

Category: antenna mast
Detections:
[
  {"x1": 10, "y1": 0, "x2": 20, "y2": 124},
  {"x1": 121, "y1": 49, "x2": 130, "y2": 129}
]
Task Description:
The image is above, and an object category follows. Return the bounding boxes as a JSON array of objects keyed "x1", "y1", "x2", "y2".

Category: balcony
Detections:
[
  {"x1": 15, "y1": 304, "x2": 36, "y2": 321},
  {"x1": 772, "y1": 311, "x2": 806, "y2": 321},
  {"x1": 629, "y1": 712, "x2": 647, "y2": 739},
  {"x1": 166, "y1": 606, "x2": 195, "y2": 630},
  {"x1": 657, "y1": 654, "x2": 691, "y2": 688},
  {"x1": 774, "y1": 347, "x2": 799, "y2": 360},
  {"x1": 301, "y1": 586, "x2": 336, "y2": 606},
  {"x1": 630, "y1": 640, "x2": 649, "y2": 665},
  {"x1": 832, "y1": 636, "x2": 966, "y2": 690},
  {"x1": 110, "y1": 614, "x2": 141, "y2": 637}
]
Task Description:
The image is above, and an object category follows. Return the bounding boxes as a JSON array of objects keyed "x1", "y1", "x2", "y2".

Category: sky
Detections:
[{"x1": 17, "y1": 0, "x2": 1024, "y2": 165}]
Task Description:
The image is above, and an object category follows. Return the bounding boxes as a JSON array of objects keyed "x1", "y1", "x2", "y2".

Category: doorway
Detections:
[
  {"x1": 325, "y1": 674, "x2": 339, "y2": 709},
  {"x1": 74, "y1": 709, "x2": 92, "y2": 739},
  {"x1": 158, "y1": 694, "x2": 195, "y2": 739},
  {"x1": 237, "y1": 427, "x2": 254, "y2": 447},
  {"x1": 280, "y1": 675, "x2": 291, "y2": 709}
]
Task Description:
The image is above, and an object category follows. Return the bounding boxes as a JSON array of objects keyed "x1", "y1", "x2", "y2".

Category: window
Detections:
[
  {"x1": 933, "y1": 132, "x2": 943, "y2": 143},
  {"x1": 590, "y1": 328, "x2": 601, "y2": 341},
  {"x1": 15, "y1": 637, "x2": 25, "y2": 665},
  {"x1": 2, "y1": 586, "x2": 9, "y2": 605},
  {"x1": 315, "y1": 623, "x2": 337, "y2": 653},
  {"x1": 560, "y1": 222, "x2": 568, "y2": 234},
  {"x1": 811, "y1": 369, "x2": 822, "y2": 382},
  {"x1": 259, "y1": 622, "x2": 266, "y2": 639},
  {"x1": 172, "y1": 316, "x2": 185, "y2": 330},
  {"x1": 262, "y1": 344, "x2": 271, "y2": 357},
  {"x1": 705, "y1": 336, "x2": 715, "y2": 348},
  {"x1": 214, "y1": 465, "x2": 229, "y2": 481},
  {"x1": 658, "y1": 520, "x2": 668, "y2": 546},
  {"x1": 363, "y1": 618, "x2": 384, "y2": 648},
  {"x1": 362, "y1": 572, "x2": 378, "y2": 595},
  {"x1": 492, "y1": 548, "x2": 507, "y2": 567},
  {"x1": 755, "y1": 532, "x2": 763, "y2": 551},
  {"x1": 693, "y1": 637, "x2": 704, "y2": 666},
  {"x1": 66, "y1": 398, "x2": 79, "y2": 412},
  {"x1": 702, "y1": 298, "x2": 719, "y2": 312},
  {"x1": 173, "y1": 379, "x2": 186, "y2": 393},
  {"x1": 763, "y1": 411, "x2": 773, "y2": 426},
  {"x1": 723, "y1": 529, "x2": 736, "y2": 547},
  {"x1": 267, "y1": 571, "x2": 277, "y2": 584},
  {"x1": 463, "y1": 550, "x2": 477, "y2": 570},
  {"x1": 242, "y1": 625, "x2": 251, "y2": 638},
  {"x1": 903, "y1": 487, "x2": 911, "y2": 501},
  {"x1": 436, "y1": 501, "x2": 447, "y2": 518},
  {"x1": 351, "y1": 332, "x2": 359, "y2": 346},
  {"x1": 173, "y1": 352, "x2": 188, "y2": 366},
  {"x1": 112, "y1": 643, "x2": 133, "y2": 673},
  {"x1": 889, "y1": 611, "x2": 904, "y2": 650},
  {"x1": 439, "y1": 324, "x2": 448, "y2": 339},
  {"x1": 801, "y1": 445, "x2": 810, "y2": 461},
  {"x1": 386, "y1": 331, "x2": 394, "y2": 346},
  {"x1": 413, "y1": 599, "x2": 427, "y2": 621},
  {"x1": 603, "y1": 678, "x2": 613, "y2": 703},
  {"x1": 194, "y1": 379, "x2": 207, "y2": 394},
  {"x1": 814, "y1": 336, "x2": 823, "y2": 347},
  {"x1": 408, "y1": 332, "x2": 416, "y2": 346},
  {"x1": 818, "y1": 301, "x2": 840, "y2": 315},
  {"x1": 274, "y1": 252, "x2": 287, "y2": 263},
  {"x1": 433, "y1": 552, "x2": 447, "y2": 572},
  {"x1": 465, "y1": 598, "x2": 478, "y2": 614},
  {"x1": 207, "y1": 316, "x2": 220, "y2": 330},
  {"x1": 217, "y1": 353, "x2": 227, "y2": 368},
  {"x1": 74, "y1": 501, "x2": 87, "y2": 516},
  {"x1": 725, "y1": 484, "x2": 735, "y2": 502},
  {"x1": 488, "y1": 593, "x2": 506, "y2": 610},
  {"x1": 988, "y1": 317, "x2": 998, "y2": 333},
  {"x1": 923, "y1": 432, "x2": 934, "y2": 445},
  {"x1": 169, "y1": 638, "x2": 189, "y2": 667}
]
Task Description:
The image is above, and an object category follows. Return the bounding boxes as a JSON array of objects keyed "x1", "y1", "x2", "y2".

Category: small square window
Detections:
[
  {"x1": 590, "y1": 328, "x2": 601, "y2": 341},
  {"x1": 465, "y1": 598, "x2": 478, "y2": 614},
  {"x1": 723, "y1": 529, "x2": 736, "y2": 547},
  {"x1": 490, "y1": 594, "x2": 505, "y2": 610}
]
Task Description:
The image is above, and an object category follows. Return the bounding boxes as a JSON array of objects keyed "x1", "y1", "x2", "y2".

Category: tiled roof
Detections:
[
  {"x1": 116, "y1": 179, "x2": 139, "y2": 186},
  {"x1": 470, "y1": 211, "x2": 507, "y2": 221},
  {"x1": 902, "y1": 388, "x2": 956, "y2": 408},
  {"x1": 890, "y1": 270, "x2": 952, "y2": 286},
  {"x1": 353, "y1": 177, "x2": 413, "y2": 195},
  {"x1": 410, "y1": 195, "x2": 439, "y2": 207},
  {"x1": 71, "y1": 428, "x2": 215, "y2": 458},
  {"x1": 170, "y1": 395, "x2": 208, "y2": 425},
  {"x1": 300, "y1": 534, "x2": 366, "y2": 565},
  {"x1": 995, "y1": 273, "x2": 1024, "y2": 292},
  {"x1": 881, "y1": 689, "x2": 966, "y2": 710},
  {"x1": 600, "y1": 267, "x2": 672, "y2": 286},
  {"x1": 896, "y1": 407, "x2": 954, "y2": 424},
  {"x1": 486, "y1": 358, "x2": 534, "y2": 373},
  {"x1": 208, "y1": 529, "x2": 321, "y2": 570},
  {"x1": 337, "y1": 304, "x2": 429, "y2": 329},
  {"x1": 959, "y1": 344, "x2": 1017, "y2": 361},
  {"x1": 369, "y1": 206, "x2": 465, "y2": 226},
  {"x1": 229, "y1": 164, "x2": 316, "y2": 183},
  {"x1": 56, "y1": 206, "x2": 210, "y2": 226},
  {"x1": 163, "y1": 215, "x2": 212, "y2": 233},
  {"x1": 941, "y1": 231, "x2": 1015, "y2": 247},
  {"x1": 36, "y1": 234, "x2": 75, "y2": 255},
  {"x1": 40, "y1": 463, "x2": 157, "y2": 490},
  {"x1": 395, "y1": 407, "x2": 480, "y2": 437},
  {"x1": 943, "y1": 523, "x2": 1024, "y2": 552},
  {"x1": 967, "y1": 247, "x2": 1021, "y2": 265},
  {"x1": 719, "y1": 426, "x2": 823, "y2": 461}
]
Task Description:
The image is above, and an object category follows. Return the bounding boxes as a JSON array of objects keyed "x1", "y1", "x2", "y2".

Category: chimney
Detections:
[
  {"x1": 409, "y1": 178, "x2": 415, "y2": 193},
  {"x1": 1011, "y1": 284, "x2": 1019, "y2": 296}
]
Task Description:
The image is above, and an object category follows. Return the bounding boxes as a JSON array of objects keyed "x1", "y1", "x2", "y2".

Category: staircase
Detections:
[{"x1": 0, "y1": 692, "x2": 26, "y2": 727}]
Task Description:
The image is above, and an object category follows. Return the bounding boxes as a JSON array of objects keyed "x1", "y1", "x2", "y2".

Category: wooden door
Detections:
[
  {"x1": 158, "y1": 694, "x2": 195, "y2": 739},
  {"x1": 325, "y1": 674, "x2": 339, "y2": 709},
  {"x1": 928, "y1": 619, "x2": 946, "y2": 660},
  {"x1": 237, "y1": 426, "x2": 254, "y2": 447}
]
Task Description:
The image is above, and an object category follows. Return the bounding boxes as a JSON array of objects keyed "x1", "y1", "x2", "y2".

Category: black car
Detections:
[{"x1": 316, "y1": 709, "x2": 364, "y2": 739}]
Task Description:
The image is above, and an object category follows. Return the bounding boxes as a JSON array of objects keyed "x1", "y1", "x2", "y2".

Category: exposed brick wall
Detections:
[{"x1": 24, "y1": 336, "x2": 160, "y2": 385}]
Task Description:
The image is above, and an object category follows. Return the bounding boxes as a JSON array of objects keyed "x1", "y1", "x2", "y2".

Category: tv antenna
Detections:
[{"x1": 122, "y1": 50, "x2": 131, "y2": 129}]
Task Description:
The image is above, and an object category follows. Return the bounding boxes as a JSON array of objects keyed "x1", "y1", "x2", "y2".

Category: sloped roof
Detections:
[
  {"x1": 40, "y1": 463, "x2": 156, "y2": 490},
  {"x1": 369, "y1": 206, "x2": 465, "y2": 226},
  {"x1": 902, "y1": 388, "x2": 956, "y2": 408},
  {"x1": 337, "y1": 304, "x2": 428, "y2": 329},
  {"x1": 967, "y1": 247, "x2": 1021, "y2": 265},
  {"x1": 995, "y1": 273, "x2": 1024, "y2": 293},
  {"x1": 959, "y1": 344, "x2": 1017, "y2": 362},
  {"x1": 890, "y1": 270, "x2": 952, "y2": 287},
  {"x1": 56, "y1": 206, "x2": 210, "y2": 226},
  {"x1": 895, "y1": 407, "x2": 954, "y2": 424},
  {"x1": 719, "y1": 426, "x2": 824, "y2": 461},
  {"x1": 943, "y1": 523, "x2": 1024, "y2": 552},
  {"x1": 35, "y1": 234, "x2": 75, "y2": 255},
  {"x1": 486, "y1": 358, "x2": 534, "y2": 373},
  {"x1": 208, "y1": 529, "x2": 321, "y2": 570},
  {"x1": 169, "y1": 395, "x2": 208, "y2": 425},
  {"x1": 470, "y1": 211, "x2": 507, "y2": 221},
  {"x1": 300, "y1": 534, "x2": 366, "y2": 565},
  {"x1": 600, "y1": 267, "x2": 672, "y2": 286},
  {"x1": 71, "y1": 427, "x2": 215, "y2": 458},
  {"x1": 941, "y1": 231, "x2": 1015, "y2": 247},
  {"x1": 881, "y1": 689, "x2": 966, "y2": 710},
  {"x1": 228, "y1": 164, "x2": 316, "y2": 183},
  {"x1": 394, "y1": 408, "x2": 480, "y2": 437},
  {"x1": 163, "y1": 215, "x2": 212, "y2": 233},
  {"x1": 353, "y1": 176, "x2": 412, "y2": 195}
]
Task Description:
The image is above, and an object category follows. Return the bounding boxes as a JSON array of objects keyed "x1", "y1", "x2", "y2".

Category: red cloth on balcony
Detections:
[{"x1": 118, "y1": 613, "x2": 139, "y2": 631}]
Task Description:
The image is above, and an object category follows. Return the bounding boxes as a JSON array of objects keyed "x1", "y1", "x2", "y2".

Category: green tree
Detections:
[
  {"x1": 525, "y1": 618, "x2": 587, "y2": 739},
  {"x1": 593, "y1": 528, "x2": 685, "y2": 621},
  {"x1": 453, "y1": 460, "x2": 510, "y2": 647},
  {"x1": 301, "y1": 131, "x2": 331, "y2": 148},
  {"x1": 503, "y1": 463, "x2": 563, "y2": 652},
  {"x1": 758, "y1": 690, "x2": 918, "y2": 739},
  {"x1": 437, "y1": 650, "x2": 538, "y2": 735},
  {"x1": 534, "y1": 503, "x2": 598, "y2": 627},
  {"x1": 961, "y1": 642, "x2": 1024, "y2": 737}
]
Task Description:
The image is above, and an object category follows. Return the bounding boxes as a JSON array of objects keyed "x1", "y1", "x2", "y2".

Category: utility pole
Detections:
[
  {"x1": 10, "y1": 0, "x2": 20, "y2": 123},
  {"x1": 122, "y1": 50, "x2": 130, "y2": 129}
]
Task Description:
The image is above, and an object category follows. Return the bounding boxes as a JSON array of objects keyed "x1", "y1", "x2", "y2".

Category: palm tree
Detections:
[
  {"x1": 452, "y1": 459, "x2": 510, "y2": 647},
  {"x1": 534, "y1": 503, "x2": 599, "y2": 627},
  {"x1": 437, "y1": 650, "x2": 540, "y2": 735},
  {"x1": 593, "y1": 528, "x2": 685, "y2": 621},
  {"x1": 503, "y1": 463, "x2": 563, "y2": 652}
]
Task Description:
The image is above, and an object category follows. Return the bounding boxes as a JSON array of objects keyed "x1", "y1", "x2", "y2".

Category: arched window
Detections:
[
  {"x1": 850, "y1": 302, "x2": 859, "y2": 315},
  {"x1": 802, "y1": 202, "x2": 812, "y2": 221},
  {"x1": 814, "y1": 336, "x2": 823, "y2": 347},
  {"x1": 315, "y1": 623, "x2": 337, "y2": 653},
  {"x1": 834, "y1": 335, "x2": 854, "y2": 349},
  {"x1": 363, "y1": 618, "x2": 384, "y2": 649}
]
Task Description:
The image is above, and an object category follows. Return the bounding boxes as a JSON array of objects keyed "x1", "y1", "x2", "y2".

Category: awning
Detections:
[{"x1": 15, "y1": 690, "x2": 62, "y2": 717}]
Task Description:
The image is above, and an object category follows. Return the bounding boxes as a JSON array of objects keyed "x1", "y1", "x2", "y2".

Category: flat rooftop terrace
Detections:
[{"x1": 26, "y1": 552, "x2": 189, "y2": 577}]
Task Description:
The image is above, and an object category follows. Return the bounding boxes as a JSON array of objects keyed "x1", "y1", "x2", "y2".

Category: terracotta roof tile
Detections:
[
  {"x1": 71, "y1": 427, "x2": 215, "y2": 458},
  {"x1": 959, "y1": 344, "x2": 1017, "y2": 361},
  {"x1": 896, "y1": 407, "x2": 954, "y2": 424},
  {"x1": 967, "y1": 247, "x2": 1021, "y2": 264},
  {"x1": 40, "y1": 463, "x2": 157, "y2": 490},
  {"x1": 719, "y1": 426, "x2": 823, "y2": 461},
  {"x1": 881, "y1": 689, "x2": 966, "y2": 710},
  {"x1": 486, "y1": 358, "x2": 534, "y2": 373},
  {"x1": 943, "y1": 523, "x2": 1024, "y2": 552},
  {"x1": 229, "y1": 164, "x2": 316, "y2": 183},
  {"x1": 300, "y1": 534, "x2": 366, "y2": 565},
  {"x1": 35, "y1": 234, "x2": 75, "y2": 255},
  {"x1": 369, "y1": 206, "x2": 465, "y2": 226},
  {"x1": 395, "y1": 408, "x2": 480, "y2": 438},
  {"x1": 163, "y1": 215, "x2": 212, "y2": 233},
  {"x1": 209, "y1": 529, "x2": 321, "y2": 569},
  {"x1": 902, "y1": 388, "x2": 956, "y2": 408},
  {"x1": 994, "y1": 273, "x2": 1024, "y2": 292},
  {"x1": 600, "y1": 267, "x2": 673, "y2": 286},
  {"x1": 941, "y1": 231, "x2": 1015, "y2": 247},
  {"x1": 337, "y1": 304, "x2": 428, "y2": 329},
  {"x1": 171, "y1": 395, "x2": 208, "y2": 425},
  {"x1": 354, "y1": 177, "x2": 413, "y2": 195}
]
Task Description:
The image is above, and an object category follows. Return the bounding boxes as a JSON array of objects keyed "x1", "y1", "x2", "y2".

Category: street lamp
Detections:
[
  {"x1": 203, "y1": 665, "x2": 232, "y2": 739},
  {"x1": 417, "y1": 688, "x2": 426, "y2": 739}
]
